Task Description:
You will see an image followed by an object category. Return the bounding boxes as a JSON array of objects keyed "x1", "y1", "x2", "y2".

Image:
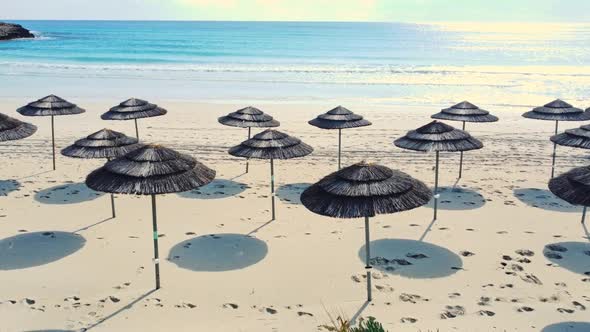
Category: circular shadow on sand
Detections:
[
  {"x1": 0, "y1": 231, "x2": 86, "y2": 270},
  {"x1": 0, "y1": 179, "x2": 21, "y2": 197},
  {"x1": 426, "y1": 186, "x2": 486, "y2": 210},
  {"x1": 276, "y1": 183, "x2": 311, "y2": 205},
  {"x1": 177, "y1": 179, "x2": 247, "y2": 200},
  {"x1": 514, "y1": 188, "x2": 581, "y2": 213},
  {"x1": 542, "y1": 322, "x2": 590, "y2": 332},
  {"x1": 34, "y1": 183, "x2": 104, "y2": 205},
  {"x1": 543, "y1": 241, "x2": 590, "y2": 275},
  {"x1": 168, "y1": 233, "x2": 267, "y2": 272},
  {"x1": 359, "y1": 239, "x2": 463, "y2": 278}
]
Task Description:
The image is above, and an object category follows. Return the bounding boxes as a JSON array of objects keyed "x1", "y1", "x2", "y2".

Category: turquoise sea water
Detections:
[{"x1": 1, "y1": 20, "x2": 590, "y2": 106}]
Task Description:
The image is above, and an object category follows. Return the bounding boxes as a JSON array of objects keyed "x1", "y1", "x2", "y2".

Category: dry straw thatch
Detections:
[
  {"x1": 229, "y1": 129, "x2": 313, "y2": 160},
  {"x1": 309, "y1": 106, "x2": 371, "y2": 170},
  {"x1": 308, "y1": 106, "x2": 371, "y2": 130},
  {"x1": 523, "y1": 99, "x2": 590, "y2": 121},
  {"x1": 0, "y1": 113, "x2": 37, "y2": 142},
  {"x1": 101, "y1": 98, "x2": 167, "y2": 121},
  {"x1": 301, "y1": 162, "x2": 431, "y2": 302},
  {"x1": 86, "y1": 144, "x2": 215, "y2": 195},
  {"x1": 218, "y1": 106, "x2": 280, "y2": 128},
  {"x1": 431, "y1": 101, "x2": 498, "y2": 123},
  {"x1": 301, "y1": 162, "x2": 432, "y2": 219},
  {"x1": 61, "y1": 129, "x2": 141, "y2": 159},
  {"x1": 549, "y1": 165, "x2": 590, "y2": 224},
  {"x1": 551, "y1": 124, "x2": 590, "y2": 150},
  {"x1": 17, "y1": 95, "x2": 85, "y2": 117},
  {"x1": 393, "y1": 120, "x2": 483, "y2": 153}
]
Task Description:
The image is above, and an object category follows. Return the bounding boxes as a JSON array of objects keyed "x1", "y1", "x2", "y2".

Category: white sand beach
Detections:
[{"x1": 0, "y1": 100, "x2": 589, "y2": 331}]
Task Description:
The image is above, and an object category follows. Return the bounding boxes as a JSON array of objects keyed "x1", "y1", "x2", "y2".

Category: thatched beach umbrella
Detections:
[
  {"x1": 17, "y1": 95, "x2": 85, "y2": 170},
  {"x1": 394, "y1": 120, "x2": 483, "y2": 220},
  {"x1": 431, "y1": 101, "x2": 497, "y2": 178},
  {"x1": 229, "y1": 129, "x2": 312, "y2": 220},
  {"x1": 522, "y1": 99, "x2": 590, "y2": 178},
  {"x1": 549, "y1": 165, "x2": 590, "y2": 224},
  {"x1": 0, "y1": 113, "x2": 37, "y2": 142},
  {"x1": 301, "y1": 162, "x2": 432, "y2": 301},
  {"x1": 86, "y1": 144, "x2": 215, "y2": 289},
  {"x1": 101, "y1": 98, "x2": 167, "y2": 140},
  {"x1": 219, "y1": 106, "x2": 280, "y2": 173},
  {"x1": 62, "y1": 129, "x2": 143, "y2": 218},
  {"x1": 309, "y1": 106, "x2": 371, "y2": 170}
]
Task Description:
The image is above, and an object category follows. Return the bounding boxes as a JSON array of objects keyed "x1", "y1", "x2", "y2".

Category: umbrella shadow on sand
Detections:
[
  {"x1": 276, "y1": 183, "x2": 311, "y2": 205},
  {"x1": 513, "y1": 188, "x2": 581, "y2": 213},
  {"x1": 0, "y1": 231, "x2": 86, "y2": 270},
  {"x1": 177, "y1": 179, "x2": 247, "y2": 200},
  {"x1": 543, "y1": 241, "x2": 590, "y2": 275},
  {"x1": 425, "y1": 186, "x2": 486, "y2": 210},
  {"x1": 541, "y1": 322, "x2": 590, "y2": 332},
  {"x1": 34, "y1": 182, "x2": 104, "y2": 205},
  {"x1": 359, "y1": 239, "x2": 463, "y2": 278},
  {"x1": 0, "y1": 179, "x2": 21, "y2": 196},
  {"x1": 168, "y1": 233, "x2": 267, "y2": 272}
]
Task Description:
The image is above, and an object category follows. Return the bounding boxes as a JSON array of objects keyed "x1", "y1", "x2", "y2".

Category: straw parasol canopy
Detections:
[
  {"x1": 229, "y1": 129, "x2": 312, "y2": 220},
  {"x1": 431, "y1": 101, "x2": 497, "y2": 178},
  {"x1": 101, "y1": 98, "x2": 167, "y2": 140},
  {"x1": 394, "y1": 120, "x2": 483, "y2": 153},
  {"x1": 523, "y1": 99, "x2": 590, "y2": 122},
  {"x1": 551, "y1": 124, "x2": 590, "y2": 150},
  {"x1": 309, "y1": 106, "x2": 371, "y2": 170},
  {"x1": 432, "y1": 101, "x2": 498, "y2": 123},
  {"x1": 394, "y1": 120, "x2": 482, "y2": 221},
  {"x1": 86, "y1": 144, "x2": 215, "y2": 289},
  {"x1": 219, "y1": 106, "x2": 280, "y2": 173},
  {"x1": 17, "y1": 95, "x2": 86, "y2": 170},
  {"x1": 523, "y1": 99, "x2": 590, "y2": 178},
  {"x1": 0, "y1": 113, "x2": 37, "y2": 142},
  {"x1": 301, "y1": 162, "x2": 432, "y2": 301},
  {"x1": 549, "y1": 165, "x2": 590, "y2": 224},
  {"x1": 62, "y1": 129, "x2": 141, "y2": 159},
  {"x1": 218, "y1": 106, "x2": 280, "y2": 128},
  {"x1": 62, "y1": 129, "x2": 142, "y2": 219}
]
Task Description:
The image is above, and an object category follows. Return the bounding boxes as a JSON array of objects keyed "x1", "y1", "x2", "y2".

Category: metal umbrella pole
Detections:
[
  {"x1": 458, "y1": 121, "x2": 465, "y2": 178},
  {"x1": 106, "y1": 158, "x2": 116, "y2": 219},
  {"x1": 364, "y1": 216, "x2": 372, "y2": 301},
  {"x1": 51, "y1": 115, "x2": 56, "y2": 170},
  {"x1": 434, "y1": 151, "x2": 440, "y2": 220},
  {"x1": 338, "y1": 128, "x2": 342, "y2": 170},
  {"x1": 246, "y1": 127, "x2": 251, "y2": 173},
  {"x1": 151, "y1": 194, "x2": 161, "y2": 290},
  {"x1": 551, "y1": 120, "x2": 559, "y2": 178},
  {"x1": 134, "y1": 119, "x2": 139, "y2": 141},
  {"x1": 582, "y1": 206, "x2": 587, "y2": 225},
  {"x1": 270, "y1": 158, "x2": 275, "y2": 220}
]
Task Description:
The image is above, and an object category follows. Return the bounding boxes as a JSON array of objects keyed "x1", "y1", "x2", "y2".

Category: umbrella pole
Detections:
[
  {"x1": 551, "y1": 120, "x2": 558, "y2": 178},
  {"x1": 582, "y1": 206, "x2": 587, "y2": 224},
  {"x1": 106, "y1": 157, "x2": 116, "y2": 219},
  {"x1": 271, "y1": 158, "x2": 275, "y2": 220},
  {"x1": 151, "y1": 194, "x2": 161, "y2": 290},
  {"x1": 434, "y1": 151, "x2": 440, "y2": 220},
  {"x1": 246, "y1": 127, "x2": 251, "y2": 174},
  {"x1": 459, "y1": 121, "x2": 465, "y2": 178},
  {"x1": 51, "y1": 115, "x2": 56, "y2": 170},
  {"x1": 134, "y1": 119, "x2": 139, "y2": 141},
  {"x1": 338, "y1": 128, "x2": 342, "y2": 170},
  {"x1": 364, "y1": 216, "x2": 372, "y2": 302}
]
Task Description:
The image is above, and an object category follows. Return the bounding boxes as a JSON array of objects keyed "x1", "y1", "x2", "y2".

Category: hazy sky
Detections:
[{"x1": 1, "y1": 0, "x2": 589, "y2": 22}]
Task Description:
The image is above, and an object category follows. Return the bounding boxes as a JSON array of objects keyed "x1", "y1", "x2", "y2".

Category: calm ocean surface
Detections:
[{"x1": 1, "y1": 20, "x2": 590, "y2": 106}]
